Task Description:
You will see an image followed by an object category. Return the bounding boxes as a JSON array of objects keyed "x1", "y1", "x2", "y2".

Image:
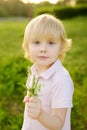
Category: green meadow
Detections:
[{"x1": 0, "y1": 16, "x2": 87, "y2": 130}]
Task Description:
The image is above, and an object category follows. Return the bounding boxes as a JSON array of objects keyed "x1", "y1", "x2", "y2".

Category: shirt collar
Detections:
[{"x1": 31, "y1": 59, "x2": 62, "y2": 79}]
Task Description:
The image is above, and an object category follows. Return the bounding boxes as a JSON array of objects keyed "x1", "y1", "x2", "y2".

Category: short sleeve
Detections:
[{"x1": 51, "y1": 75, "x2": 74, "y2": 108}]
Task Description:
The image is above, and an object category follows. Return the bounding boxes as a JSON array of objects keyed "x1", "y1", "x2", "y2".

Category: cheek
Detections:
[
  {"x1": 55, "y1": 43, "x2": 62, "y2": 55},
  {"x1": 50, "y1": 47, "x2": 61, "y2": 59},
  {"x1": 52, "y1": 47, "x2": 61, "y2": 55},
  {"x1": 29, "y1": 48, "x2": 39, "y2": 62},
  {"x1": 29, "y1": 46, "x2": 35, "y2": 60},
  {"x1": 29, "y1": 45, "x2": 38, "y2": 53},
  {"x1": 29, "y1": 50, "x2": 35, "y2": 60},
  {"x1": 29, "y1": 45, "x2": 35, "y2": 53}
]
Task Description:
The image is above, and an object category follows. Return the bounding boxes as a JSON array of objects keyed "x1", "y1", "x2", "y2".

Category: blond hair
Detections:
[{"x1": 22, "y1": 13, "x2": 72, "y2": 61}]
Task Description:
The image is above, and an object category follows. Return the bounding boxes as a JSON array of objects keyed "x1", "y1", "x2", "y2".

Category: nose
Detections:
[{"x1": 40, "y1": 43, "x2": 47, "y2": 53}]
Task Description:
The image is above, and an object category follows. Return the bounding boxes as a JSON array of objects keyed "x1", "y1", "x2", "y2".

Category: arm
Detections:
[
  {"x1": 25, "y1": 96, "x2": 67, "y2": 130},
  {"x1": 38, "y1": 108, "x2": 67, "y2": 130}
]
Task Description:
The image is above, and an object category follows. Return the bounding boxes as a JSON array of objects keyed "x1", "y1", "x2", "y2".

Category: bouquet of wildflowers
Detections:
[
  {"x1": 23, "y1": 75, "x2": 41, "y2": 97},
  {"x1": 18, "y1": 68, "x2": 41, "y2": 97}
]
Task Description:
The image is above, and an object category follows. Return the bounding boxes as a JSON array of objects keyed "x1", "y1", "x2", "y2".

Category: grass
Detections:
[{"x1": 0, "y1": 16, "x2": 87, "y2": 130}]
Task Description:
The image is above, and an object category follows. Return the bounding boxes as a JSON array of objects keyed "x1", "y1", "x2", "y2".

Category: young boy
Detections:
[{"x1": 22, "y1": 13, "x2": 74, "y2": 130}]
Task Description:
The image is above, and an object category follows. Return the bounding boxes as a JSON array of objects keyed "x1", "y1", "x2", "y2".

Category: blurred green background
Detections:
[{"x1": 0, "y1": 0, "x2": 87, "y2": 130}]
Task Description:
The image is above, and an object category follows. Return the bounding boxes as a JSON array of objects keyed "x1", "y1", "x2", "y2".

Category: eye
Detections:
[
  {"x1": 48, "y1": 41, "x2": 55, "y2": 45},
  {"x1": 33, "y1": 41, "x2": 40, "y2": 45}
]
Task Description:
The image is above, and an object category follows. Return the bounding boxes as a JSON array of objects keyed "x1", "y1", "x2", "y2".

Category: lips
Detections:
[{"x1": 38, "y1": 56, "x2": 49, "y2": 60}]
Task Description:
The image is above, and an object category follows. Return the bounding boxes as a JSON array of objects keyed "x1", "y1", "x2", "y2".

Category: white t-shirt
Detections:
[{"x1": 22, "y1": 59, "x2": 74, "y2": 130}]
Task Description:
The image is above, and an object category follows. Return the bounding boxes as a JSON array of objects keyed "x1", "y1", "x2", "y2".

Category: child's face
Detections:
[{"x1": 29, "y1": 39, "x2": 61, "y2": 72}]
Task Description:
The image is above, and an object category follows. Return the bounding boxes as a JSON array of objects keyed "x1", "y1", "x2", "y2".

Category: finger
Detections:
[
  {"x1": 29, "y1": 96, "x2": 40, "y2": 103},
  {"x1": 27, "y1": 106, "x2": 39, "y2": 117},
  {"x1": 23, "y1": 96, "x2": 29, "y2": 103},
  {"x1": 28, "y1": 101, "x2": 38, "y2": 108},
  {"x1": 28, "y1": 111, "x2": 37, "y2": 119},
  {"x1": 28, "y1": 106, "x2": 41, "y2": 119}
]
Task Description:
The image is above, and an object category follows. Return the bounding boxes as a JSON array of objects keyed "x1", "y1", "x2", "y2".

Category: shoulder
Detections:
[
  {"x1": 54, "y1": 64, "x2": 73, "y2": 83},
  {"x1": 51, "y1": 65, "x2": 74, "y2": 94}
]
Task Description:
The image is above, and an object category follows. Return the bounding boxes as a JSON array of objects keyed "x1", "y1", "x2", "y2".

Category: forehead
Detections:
[{"x1": 28, "y1": 23, "x2": 60, "y2": 42}]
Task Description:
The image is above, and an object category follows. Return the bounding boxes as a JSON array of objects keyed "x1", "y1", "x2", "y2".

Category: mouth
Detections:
[{"x1": 38, "y1": 56, "x2": 49, "y2": 60}]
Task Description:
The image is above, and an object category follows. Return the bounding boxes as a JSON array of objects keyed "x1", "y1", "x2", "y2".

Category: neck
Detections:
[{"x1": 36, "y1": 63, "x2": 54, "y2": 75}]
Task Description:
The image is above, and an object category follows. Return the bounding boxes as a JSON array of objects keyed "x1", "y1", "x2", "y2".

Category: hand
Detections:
[{"x1": 27, "y1": 97, "x2": 42, "y2": 119}]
